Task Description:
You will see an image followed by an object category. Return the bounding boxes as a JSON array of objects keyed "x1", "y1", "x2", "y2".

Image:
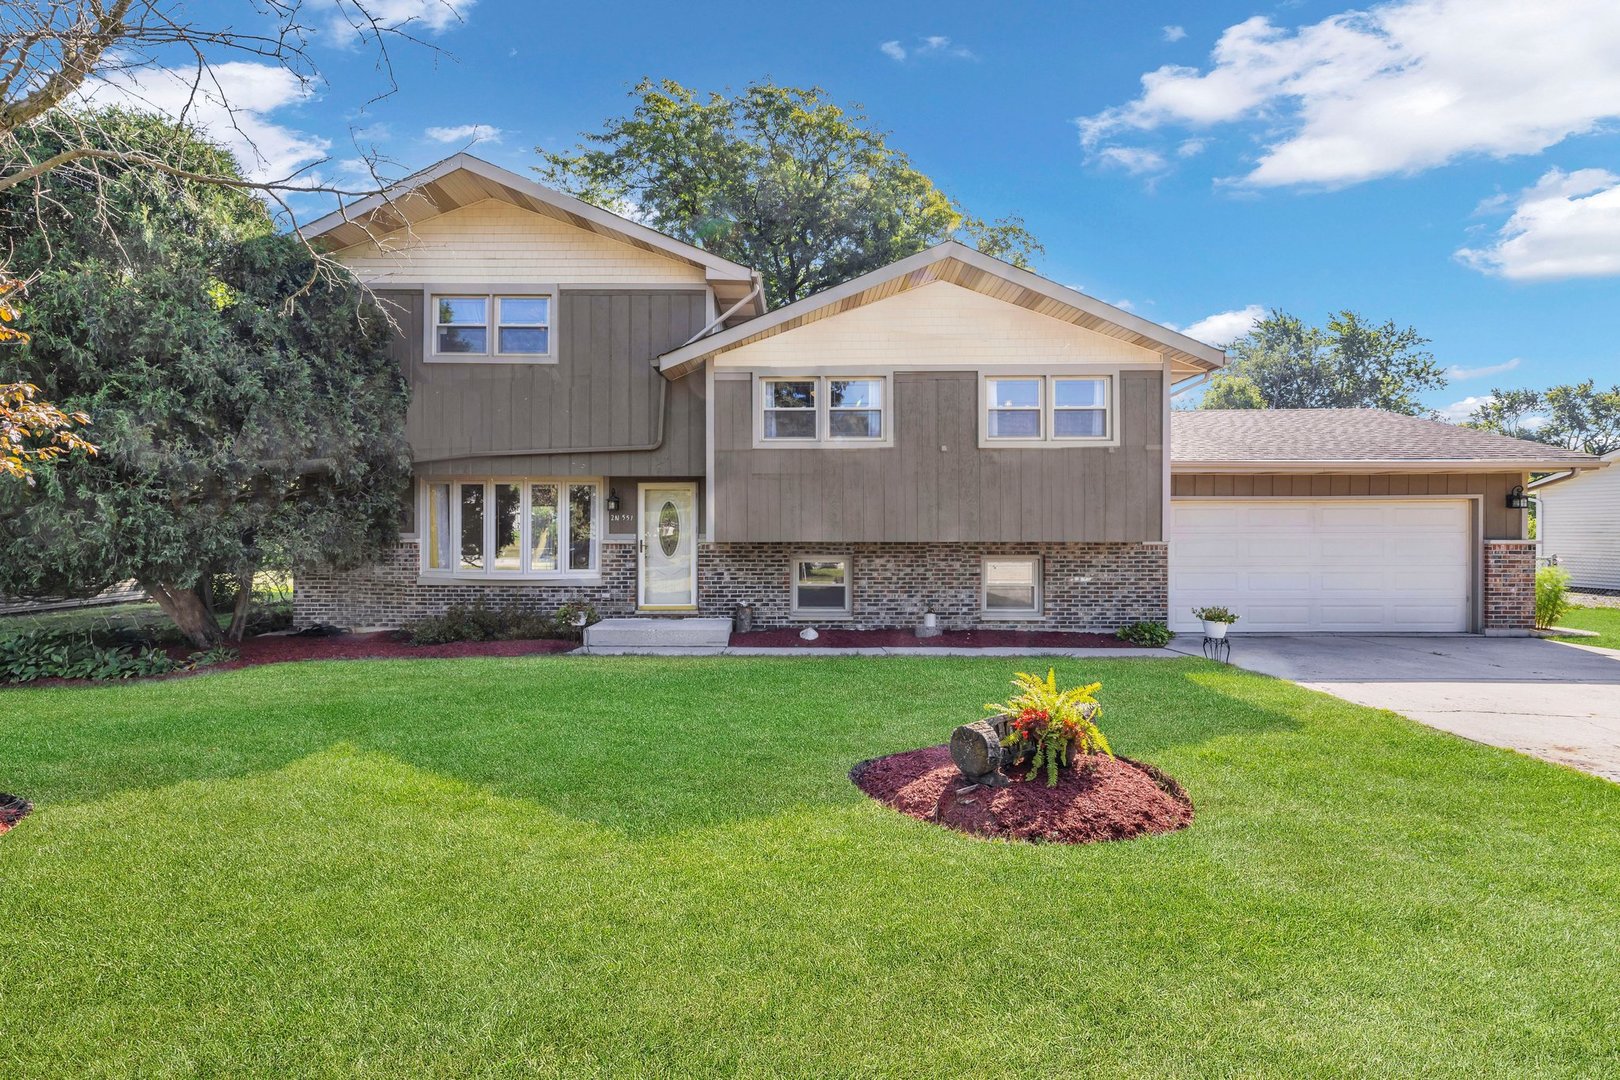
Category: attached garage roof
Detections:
[{"x1": 1172, "y1": 409, "x2": 1602, "y2": 473}]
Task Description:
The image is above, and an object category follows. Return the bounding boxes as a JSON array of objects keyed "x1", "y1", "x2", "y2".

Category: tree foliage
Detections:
[
  {"x1": 1465, "y1": 381, "x2": 1620, "y2": 456},
  {"x1": 538, "y1": 79, "x2": 1043, "y2": 307},
  {"x1": 0, "y1": 114, "x2": 410, "y2": 645},
  {"x1": 1198, "y1": 308, "x2": 1447, "y2": 414}
]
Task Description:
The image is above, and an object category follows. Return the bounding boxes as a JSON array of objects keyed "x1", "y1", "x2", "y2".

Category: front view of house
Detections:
[{"x1": 293, "y1": 155, "x2": 1599, "y2": 636}]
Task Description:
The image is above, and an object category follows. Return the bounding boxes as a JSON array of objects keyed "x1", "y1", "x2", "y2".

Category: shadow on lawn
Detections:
[{"x1": 1, "y1": 656, "x2": 1305, "y2": 837}]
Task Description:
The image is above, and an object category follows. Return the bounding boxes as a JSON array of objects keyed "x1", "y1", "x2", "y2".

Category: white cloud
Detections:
[
  {"x1": 1096, "y1": 146, "x2": 1166, "y2": 175},
  {"x1": 1446, "y1": 357, "x2": 1521, "y2": 380},
  {"x1": 881, "y1": 34, "x2": 976, "y2": 62},
  {"x1": 328, "y1": 0, "x2": 472, "y2": 44},
  {"x1": 1178, "y1": 304, "x2": 1265, "y2": 346},
  {"x1": 424, "y1": 123, "x2": 503, "y2": 145},
  {"x1": 1437, "y1": 394, "x2": 1493, "y2": 422},
  {"x1": 83, "y1": 61, "x2": 328, "y2": 183},
  {"x1": 1077, "y1": 0, "x2": 1620, "y2": 188},
  {"x1": 1177, "y1": 138, "x2": 1208, "y2": 158},
  {"x1": 1456, "y1": 168, "x2": 1620, "y2": 280},
  {"x1": 1163, "y1": 25, "x2": 1187, "y2": 42}
]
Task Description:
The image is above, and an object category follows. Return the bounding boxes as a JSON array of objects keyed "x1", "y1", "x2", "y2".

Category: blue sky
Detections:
[{"x1": 143, "y1": 0, "x2": 1620, "y2": 420}]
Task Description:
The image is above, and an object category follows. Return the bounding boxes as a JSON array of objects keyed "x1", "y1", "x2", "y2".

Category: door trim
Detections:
[{"x1": 637, "y1": 482, "x2": 699, "y2": 612}]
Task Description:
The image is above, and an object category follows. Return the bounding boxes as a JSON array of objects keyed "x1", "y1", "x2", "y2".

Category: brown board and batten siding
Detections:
[
  {"x1": 712, "y1": 369, "x2": 1164, "y2": 543},
  {"x1": 1170, "y1": 472, "x2": 1526, "y2": 539},
  {"x1": 379, "y1": 288, "x2": 708, "y2": 479}
]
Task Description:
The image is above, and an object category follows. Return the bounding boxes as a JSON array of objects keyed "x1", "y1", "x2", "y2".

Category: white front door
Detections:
[
  {"x1": 638, "y1": 483, "x2": 698, "y2": 610},
  {"x1": 1169, "y1": 499, "x2": 1473, "y2": 633}
]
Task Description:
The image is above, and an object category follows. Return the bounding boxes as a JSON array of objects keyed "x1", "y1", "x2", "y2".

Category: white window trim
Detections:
[
  {"x1": 419, "y1": 477, "x2": 601, "y2": 581},
  {"x1": 979, "y1": 373, "x2": 1118, "y2": 449},
  {"x1": 754, "y1": 374, "x2": 893, "y2": 449},
  {"x1": 424, "y1": 286, "x2": 557, "y2": 364},
  {"x1": 980, "y1": 555, "x2": 1043, "y2": 619},
  {"x1": 789, "y1": 552, "x2": 853, "y2": 619}
]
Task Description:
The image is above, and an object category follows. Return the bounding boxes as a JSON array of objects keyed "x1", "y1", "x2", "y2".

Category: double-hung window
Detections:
[
  {"x1": 790, "y1": 555, "x2": 852, "y2": 618},
  {"x1": 982, "y1": 374, "x2": 1113, "y2": 446},
  {"x1": 982, "y1": 556, "x2": 1042, "y2": 617},
  {"x1": 431, "y1": 292, "x2": 553, "y2": 360},
  {"x1": 422, "y1": 478, "x2": 598, "y2": 577},
  {"x1": 759, "y1": 375, "x2": 888, "y2": 445}
]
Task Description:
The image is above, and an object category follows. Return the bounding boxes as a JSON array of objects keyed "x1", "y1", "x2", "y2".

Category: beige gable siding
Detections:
[
  {"x1": 335, "y1": 199, "x2": 708, "y2": 285},
  {"x1": 1538, "y1": 466, "x2": 1620, "y2": 589},
  {"x1": 1170, "y1": 472, "x2": 1526, "y2": 540},
  {"x1": 713, "y1": 369, "x2": 1165, "y2": 543},
  {"x1": 715, "y1": 280, "x2": 1160, "y2": 369}
]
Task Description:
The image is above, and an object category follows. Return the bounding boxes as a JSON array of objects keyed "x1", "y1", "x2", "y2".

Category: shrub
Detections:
[
  {"x1": 1192, "y1": 605, "x2": 1240, "y2": 624},
  {"x1": 402, "y1": 602, "x2": 599, "y2": 646},
  {"x1": 1535, "y1": 564, "x2": 1572, "y2": 630},
  {"x1": 1116, "y1": 621, "x2": 1173, "y2": 647},
  {"x1": 986, "y1": 669, "x2": 1112, "y2": 788},
  {"x1": 0, "y1": 630, "x2": 178, "y2": 683}
]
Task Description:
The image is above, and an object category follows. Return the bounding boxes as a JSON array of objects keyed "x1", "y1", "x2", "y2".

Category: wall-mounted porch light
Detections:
[
  {"x1": 1506, "y1": 484, "x2": 1531, "y2": 510},
  {"x1": 606, "y1": 487, "x2": 621, "y2": 513}
]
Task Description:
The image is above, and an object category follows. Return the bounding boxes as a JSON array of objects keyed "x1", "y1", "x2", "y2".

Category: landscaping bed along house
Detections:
[{"x1": 852, "y1": 669, "x2": 1192, "y2": 843}]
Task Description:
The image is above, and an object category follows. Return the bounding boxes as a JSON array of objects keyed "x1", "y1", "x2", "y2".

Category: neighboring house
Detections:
[
  {"x1": 294, "y1": 154, "x2": 1601, "y2": 636},
  {"x1": 1530, "y1": 450, "x2": 1620, "y2": 589}
]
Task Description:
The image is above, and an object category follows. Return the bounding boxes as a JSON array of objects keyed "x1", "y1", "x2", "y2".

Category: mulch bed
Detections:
[
  {"x1": 731, "y1": 628, "x2": 1144, "y2": 649},
  {"x1": 851, "y1": 745, "x2": 1193, "y2": 844},
  {"x1": 0, "y1": 793, "x2": 33, "y2": 836}
]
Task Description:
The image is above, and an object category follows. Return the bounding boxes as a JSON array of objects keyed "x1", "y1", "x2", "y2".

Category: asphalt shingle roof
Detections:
[{"x1": 1171, "y1": 409, "x2": 1597, "y2": 465}]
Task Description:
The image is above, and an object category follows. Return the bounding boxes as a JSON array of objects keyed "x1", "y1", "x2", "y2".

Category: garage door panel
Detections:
[{"x1": 1170, "y1": 499, "x2": 1471, "y2": 634}]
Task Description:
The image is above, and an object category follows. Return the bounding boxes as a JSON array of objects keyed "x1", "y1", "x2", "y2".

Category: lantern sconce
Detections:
[
  {"x1": 1506, "y1": 484, "x2": 1531, "y2": 510},
  {"x1": 606, "y1": 487, "x2": 621, "y2": 513}
]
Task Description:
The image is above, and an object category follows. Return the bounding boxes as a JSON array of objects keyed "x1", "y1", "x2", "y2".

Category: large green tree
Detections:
[
  {"x1": 1198, "y1": 309, "x2": 1447, "y2": 414},
  {"x1": 1465, "y1": 381, "x2": 1620, "y2": 456},
  {"x1": 0, "y1": 113, "x2": 410, "y2": 645},
  {"x1": 538, "y1": 79, "x2": 1043, "y2": 307}
]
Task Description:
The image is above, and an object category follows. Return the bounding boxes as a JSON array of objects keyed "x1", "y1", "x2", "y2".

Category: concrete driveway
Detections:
[{"x1": 1172, "y1": 635, "x2": 1620, "y2": 781}]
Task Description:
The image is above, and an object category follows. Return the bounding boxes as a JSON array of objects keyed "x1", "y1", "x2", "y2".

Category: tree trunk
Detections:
[
  {"x1": 142, "y1": 579, "x2": 224, "y2": 648},
  {"x1": 225, "y1": 570, "x2": 254, "y2": 642}
]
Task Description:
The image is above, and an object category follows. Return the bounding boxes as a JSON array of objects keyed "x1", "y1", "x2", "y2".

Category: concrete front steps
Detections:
[{"x1": 581, "y1": 617, "x2": 733, "y2": 654}]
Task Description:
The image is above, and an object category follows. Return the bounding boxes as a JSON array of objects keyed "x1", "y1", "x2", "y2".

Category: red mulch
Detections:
[
  {"x1": 730, "y1": 628, "x2": 1143, "y2": 649},
  {"x1": 3, "y1": 632, "x2": 578, "y2": 689},
  {"x1": 851, "y1": 745, "x2": 1193, "y2": 844},
  {"x1": 0, "y1": 793, "x2": 32, "y2": 836}
]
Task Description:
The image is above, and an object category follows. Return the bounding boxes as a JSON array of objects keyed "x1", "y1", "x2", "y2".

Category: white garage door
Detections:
[{"x1": 1169, "y1": 499, "x2": 1472, "y2": 633}]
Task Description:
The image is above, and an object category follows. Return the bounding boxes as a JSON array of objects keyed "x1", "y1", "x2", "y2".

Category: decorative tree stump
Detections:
[{"x1": 949, "y1": 718, "x2": 1013, "y2": 787}]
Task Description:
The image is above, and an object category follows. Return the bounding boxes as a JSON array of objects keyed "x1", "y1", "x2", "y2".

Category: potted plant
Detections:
[{"x1": 1192, "y1": 605, "x2": 1239, "y2": 639}]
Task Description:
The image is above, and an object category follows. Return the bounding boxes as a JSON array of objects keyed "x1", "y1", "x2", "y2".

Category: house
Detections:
[
  {"x1": 1530, "y1": 450, "x2": 1620, "y2": 590},
  {"x1": 293, "y1": 154, "x2": 1601, "y2": 637}
]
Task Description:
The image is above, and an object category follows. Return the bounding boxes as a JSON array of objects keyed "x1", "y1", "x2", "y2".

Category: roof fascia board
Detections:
[{"x1": 1172, "y1": 459, "x2": 1602, "y2": 474}]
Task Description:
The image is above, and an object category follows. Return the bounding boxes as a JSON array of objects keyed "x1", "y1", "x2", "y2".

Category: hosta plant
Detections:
[{"x1": 986, "y1": 669, "x2": 1112, "y2": 787}]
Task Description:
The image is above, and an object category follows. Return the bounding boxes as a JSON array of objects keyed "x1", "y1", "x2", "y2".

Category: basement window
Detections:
[
  {"x1": 790, "y1": 555, "x2": 852, "y2": 618},
  {"x1": 982, "y1": 556, "x2": 1042, "y2": 617}
]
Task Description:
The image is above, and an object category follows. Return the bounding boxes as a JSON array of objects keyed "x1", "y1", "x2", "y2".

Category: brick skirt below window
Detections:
[{"x1": 698, "y1": 542, "x2": 1168, "y2": 632}]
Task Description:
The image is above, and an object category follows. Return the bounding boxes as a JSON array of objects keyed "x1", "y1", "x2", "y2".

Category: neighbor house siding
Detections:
[
  {"x1": 713, "y1": 368, "x2": 1164, "y2": 543},
  {"x1": 1170, "y1": 472, "x2": 1526, "y2": 540},
  {"x1": 377, "y1": 288, "x2": 708, "y2": 477},
  {"x1": 335, "y1": 199, "x2": 708, "y2": 286},
  {"x1": 1538, "y1": 464, "x2": 1620, "y2": 589}
]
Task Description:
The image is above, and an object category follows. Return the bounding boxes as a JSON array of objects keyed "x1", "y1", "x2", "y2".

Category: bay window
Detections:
[{"x1": 423, "y1": 478, "x2": 600, "y2": 578}]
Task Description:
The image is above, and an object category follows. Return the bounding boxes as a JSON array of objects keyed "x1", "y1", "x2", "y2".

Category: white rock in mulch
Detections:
[{"x1": 799, "y1": 627, "x2": 819, "y2": 641}]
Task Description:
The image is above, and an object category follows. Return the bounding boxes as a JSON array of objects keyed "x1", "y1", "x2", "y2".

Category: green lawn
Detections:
[
  {"x1": 3, "y1": 656, "x2": 1618, "y2": 1077},
  {"x1": 1553, "y1": 605, "x2": 1620, "y2": 650}
]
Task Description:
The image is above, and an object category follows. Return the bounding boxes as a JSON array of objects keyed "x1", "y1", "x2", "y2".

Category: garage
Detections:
[{"x1": 1169, "y1": 499, "x2": 1473, "y2": 634}]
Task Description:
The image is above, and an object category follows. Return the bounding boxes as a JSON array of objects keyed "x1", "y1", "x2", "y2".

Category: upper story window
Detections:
[
  {"x1": 423, "y1": 477, "x2": 598, "y2": 578},
  {"x1": 430, "y1": 292, "x2": 553, "y2": 362},
  {"x1": 758, "y1": 375, "x2": 889, "y2": 447},
  {"x1": 982, "y1": 374, "x2": 1114, "y2": 447}
]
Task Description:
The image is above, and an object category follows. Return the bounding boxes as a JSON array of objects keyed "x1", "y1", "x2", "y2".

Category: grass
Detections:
[
  {"x1": 1552, "y1": 605, "x2": 1620, "y2": 650},
  {"x1": 2, "y1": 655, "x2": 1618, "y2": 1077}
]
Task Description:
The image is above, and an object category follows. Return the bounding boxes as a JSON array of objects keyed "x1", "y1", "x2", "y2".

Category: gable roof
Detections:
[
  {"x1": 655, "y1": 242, "x2": 1228, "y2": 380},
  {"x1": 1172, "y1": 409, "x2": 1604, "y2": 473},
  {"x1": 299, "y1": 153, "x2": 763, "y2": 318}
]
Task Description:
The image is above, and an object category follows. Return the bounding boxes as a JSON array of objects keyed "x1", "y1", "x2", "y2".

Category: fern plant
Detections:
[{"x1": 985, "y1": 669, "x2": 1112, "y2": 787}]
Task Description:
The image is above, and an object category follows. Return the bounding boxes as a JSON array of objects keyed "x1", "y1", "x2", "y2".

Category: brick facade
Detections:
[
  {"x1": 295, "y1": 538, "x2": 1170, "y2": 632},
  {"x1": 294, "y1": 540, "x2": 640, "y2": 629},
  {"x1": 698, "y1": 542, "x2": 1168, "y2": 631},
  {"x1": 1482, "y1": 540, "x2": 1537, "y2": 634}
]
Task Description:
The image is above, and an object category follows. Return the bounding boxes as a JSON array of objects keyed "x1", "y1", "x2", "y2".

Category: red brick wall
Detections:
[{"x1": 1483, "y1": 541, "x2": 1536, "y2": 632}]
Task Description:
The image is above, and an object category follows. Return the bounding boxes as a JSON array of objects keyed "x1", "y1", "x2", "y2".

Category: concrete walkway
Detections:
[{"x1": 1171, "y1": 634, "x2": 1620, "y2": 781}]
